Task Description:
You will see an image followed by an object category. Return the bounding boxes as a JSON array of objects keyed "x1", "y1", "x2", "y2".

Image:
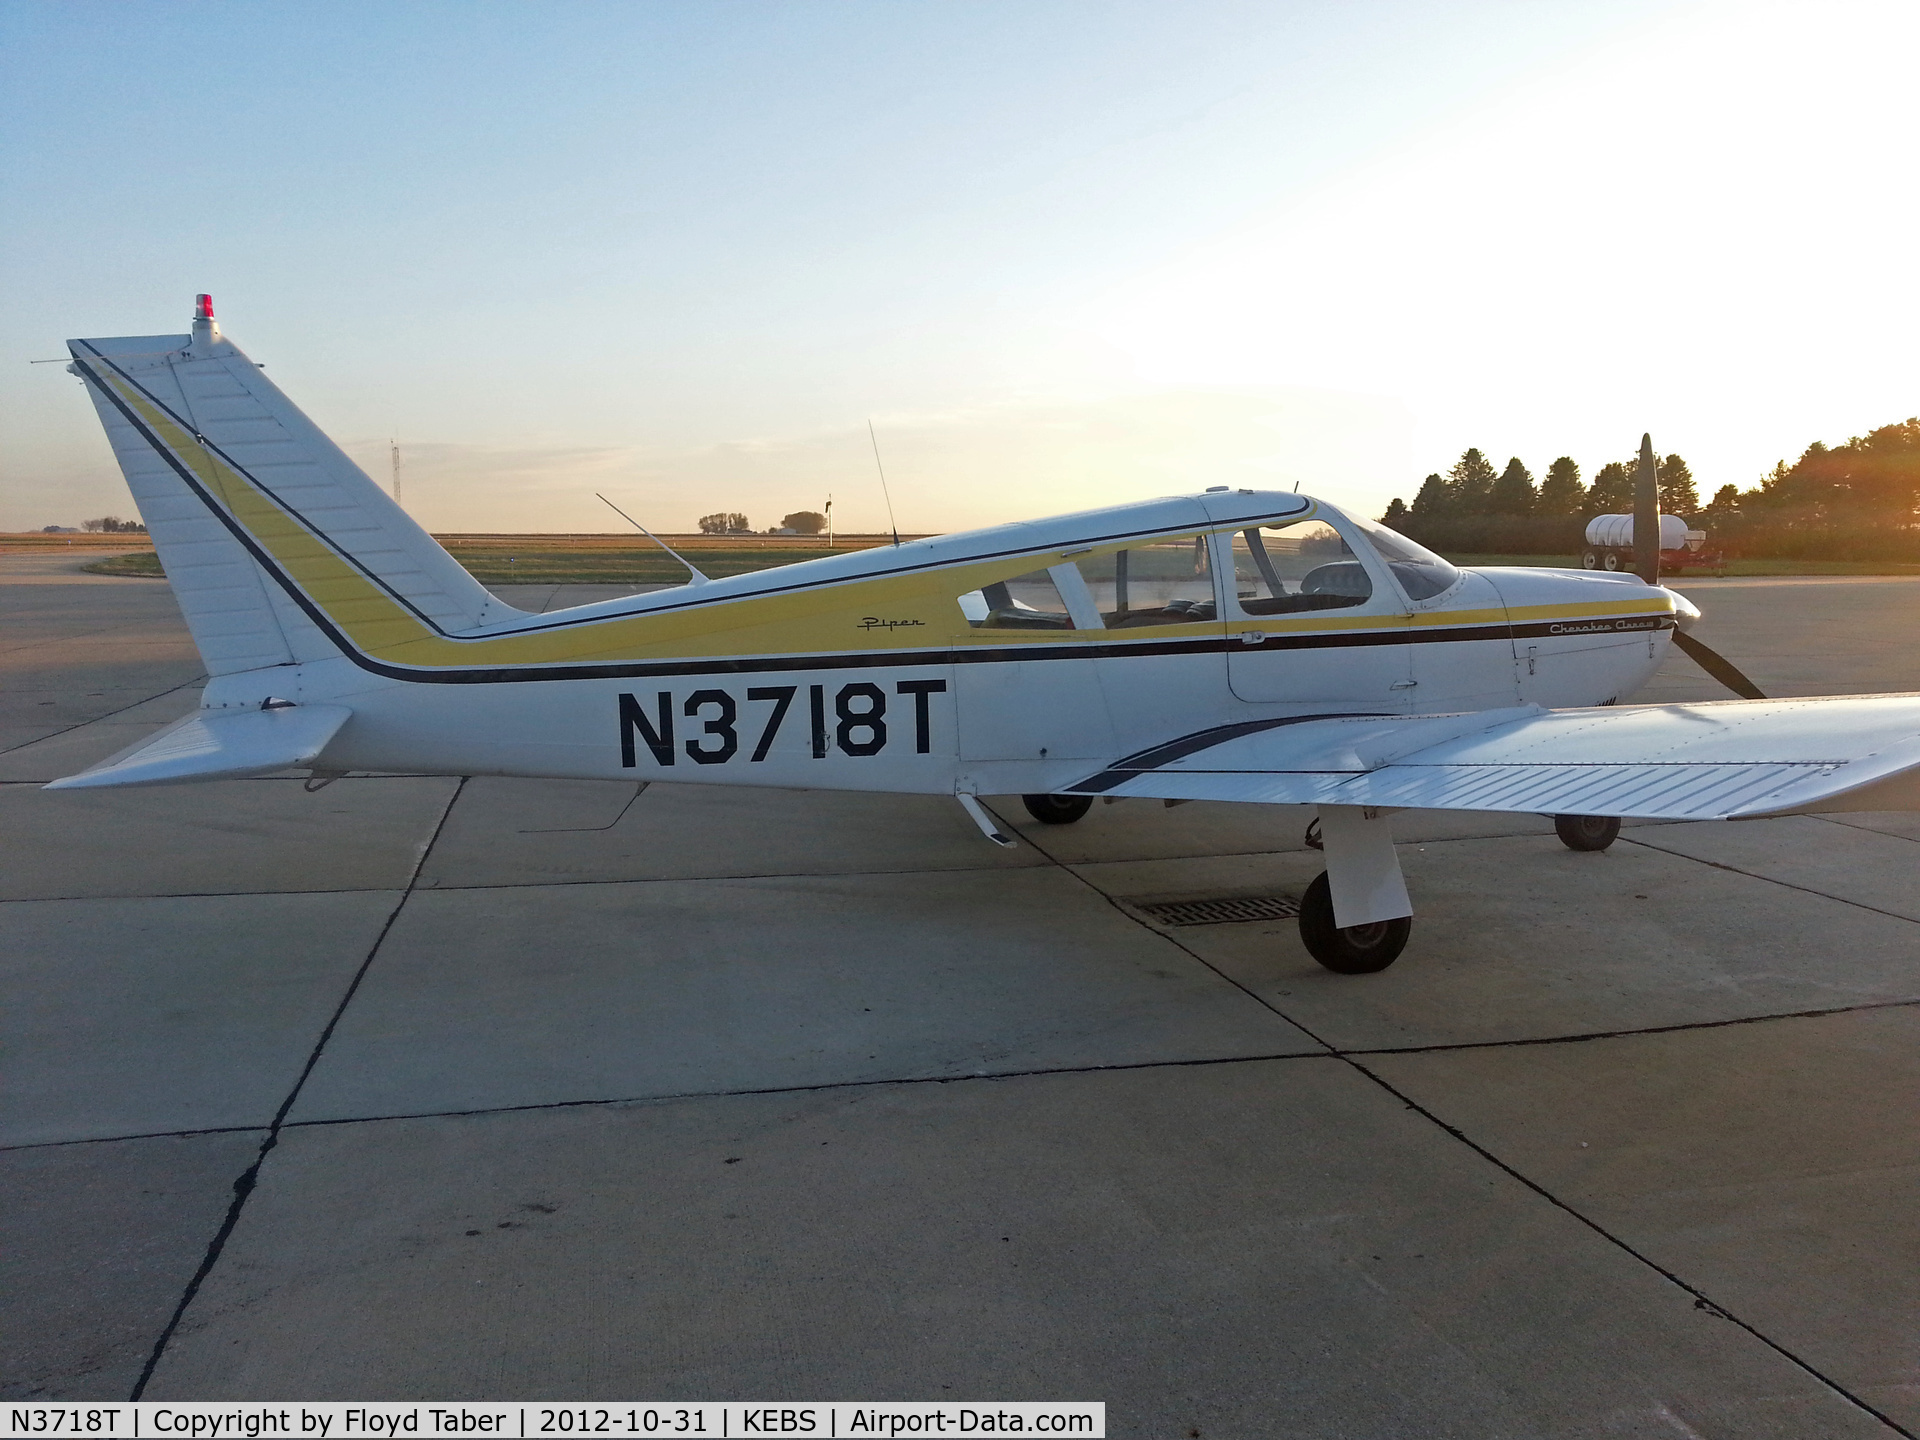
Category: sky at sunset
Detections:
[{"x1": 2, "y1": 1, "x2": 1913, "y2": 535}]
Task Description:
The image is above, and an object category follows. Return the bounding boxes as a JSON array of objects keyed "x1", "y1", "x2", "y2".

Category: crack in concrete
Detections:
[
  {"x1": 12, "y1": 771, "x2": 1911, "y2": 1416},
  {"x1": 1816, "y1": 813, "x2": 1920, "y2": 845},
  {"x1": 1346, "y1": 1059, "x2": 1917, "y2": 1439},
  {"x1": 0, "y1": 675, "x2": 205, "y2": 758},
  {"x1": 995, "y1": 799, "x2": 1917, "y2": 1440},
  {"x1": 8, "y1": 992, "x2": 1916, "y2": 1156},
  {"x1": 126, "y1": 777, "x2": 469, "y2": 1401},
  {"x1": 1621, "y1": 832, "x2": 1920, "y2": 926}
]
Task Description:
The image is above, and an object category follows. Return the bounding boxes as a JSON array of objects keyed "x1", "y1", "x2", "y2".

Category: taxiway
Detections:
[{"x1": 4, "y1": 554, "x2": 1915, "y2": 1435}]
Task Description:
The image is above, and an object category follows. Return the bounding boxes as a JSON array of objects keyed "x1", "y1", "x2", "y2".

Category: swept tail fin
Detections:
[{"x1": 68, "y1": 296, "x2": 521, "y2": 678}]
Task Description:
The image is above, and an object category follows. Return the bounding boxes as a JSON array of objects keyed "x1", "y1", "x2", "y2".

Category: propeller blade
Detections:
[{"x1": 1671, "y1": 629, "x2": 1766, "y2": 699}]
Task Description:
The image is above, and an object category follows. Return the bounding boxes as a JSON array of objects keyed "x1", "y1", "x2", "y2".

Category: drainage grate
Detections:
[{"x1": 1132, "y1": 894, "x2": 1301, "y2": 927}]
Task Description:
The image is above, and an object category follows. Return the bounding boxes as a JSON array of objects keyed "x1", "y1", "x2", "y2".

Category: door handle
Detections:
[{"x1": 1240, "y1": 631, "x2": 1267, "y2": 645}]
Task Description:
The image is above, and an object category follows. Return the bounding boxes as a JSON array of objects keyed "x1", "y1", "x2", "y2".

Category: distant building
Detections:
[{"x1": 42, "y1": 525, "x2": 78, "y2": 533}]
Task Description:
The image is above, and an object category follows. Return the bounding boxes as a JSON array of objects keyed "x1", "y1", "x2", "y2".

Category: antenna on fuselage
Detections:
[
  {"x1": 867, "y1": 420, "x2": 902, "y2": 547},
  {"x1": 595, "y1": 492, "x2": 709, "y2": 586}
]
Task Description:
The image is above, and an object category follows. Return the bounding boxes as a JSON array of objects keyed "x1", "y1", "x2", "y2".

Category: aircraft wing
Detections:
[{"x1": 1066, "y1": 696, "x2": 1920, "y2": 820}]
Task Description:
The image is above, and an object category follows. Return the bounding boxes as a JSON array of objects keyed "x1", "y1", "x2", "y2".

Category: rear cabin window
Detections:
[
  {"x1": 1228, "y1": 521, "x2": 1373, "y2": 615},
  {"x1": 959, "y1": 568, "x2": 1075, "y2": 629},
  {"x1": 1076, "y1": 537, "x2": 1215, "y2": 628}
]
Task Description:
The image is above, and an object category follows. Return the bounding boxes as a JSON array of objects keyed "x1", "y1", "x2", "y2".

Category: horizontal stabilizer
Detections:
[{"x1": 45, "y1": 704, "x2": 352, "y2": 790}]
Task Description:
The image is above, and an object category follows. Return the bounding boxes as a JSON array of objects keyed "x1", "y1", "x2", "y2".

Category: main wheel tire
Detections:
[
  {"x1": 1581, "y1": 548, "x2": 1600, "y2": 569},
  {"x1": 1022, "y1": 793, "x2": 1094, "y2": 825},
  {"x1": 1554, "y1": 813, "x2": 1621, "y2": 851},
  {"x1": 1601, "y1": 549, "x2": 1622, "y2": 571},
  {"x1": 1298, "y1": 872, "x2": 1410, "y2": 974}
]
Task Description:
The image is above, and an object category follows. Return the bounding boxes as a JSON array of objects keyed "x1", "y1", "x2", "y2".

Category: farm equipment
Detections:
[{"x1": 1581, "y1": 513, "x2": 1721, "y2": 574}]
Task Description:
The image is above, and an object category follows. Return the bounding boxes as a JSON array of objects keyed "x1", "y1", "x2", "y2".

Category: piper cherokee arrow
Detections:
[{"x1": 52, "y1": 297, "x2": 1920, "y2": 972}]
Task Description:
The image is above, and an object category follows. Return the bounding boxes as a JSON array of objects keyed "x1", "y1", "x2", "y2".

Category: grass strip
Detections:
[{"x1": 80, "y1": 548, "x2": 1920, "y2": 583}]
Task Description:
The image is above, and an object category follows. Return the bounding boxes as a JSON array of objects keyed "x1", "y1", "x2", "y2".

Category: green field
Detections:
[
  {"x1": 80, "y1": 547, "x2": 1920, "y2": 583},
  {"x1": 80, "y1": 543, "x2": 873, "y2": 584}
]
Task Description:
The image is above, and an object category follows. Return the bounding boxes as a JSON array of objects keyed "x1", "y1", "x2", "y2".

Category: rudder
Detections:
[{"x1": 68, "y1": 296, "x2": 522, "y2": 678}]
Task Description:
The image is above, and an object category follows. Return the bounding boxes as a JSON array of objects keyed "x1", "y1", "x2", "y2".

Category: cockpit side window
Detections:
[
  {"x1": 958, "y1": 567, "x2": 1076, "y2": 629},
  {"x1": 1226, "y1": 521, "x2": 1373, "y2": 615},
  {"x1": 1345, "y1": 515, "x2": 1463, "y2": 602},
  {"x1": 1076, "y1": 536, "x2": 1216, "y2": 628}
]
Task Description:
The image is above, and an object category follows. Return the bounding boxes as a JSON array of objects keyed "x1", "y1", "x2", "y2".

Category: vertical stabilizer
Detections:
[{"x1": 68, "y1": 298, "x2": 522, "y2": 678}]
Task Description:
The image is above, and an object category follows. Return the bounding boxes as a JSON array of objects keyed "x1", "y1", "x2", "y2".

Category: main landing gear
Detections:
[
  {"x1": 1299, "y1": 872, "x2": 1411, "y2": 973},
  {"x1": 1553, "y1": 814, "x2": 1621, "y2": 851},
  {"x1": 1023, "y1": 793, "x2": 1094, "y2": 825},
  {"x1": 1299, "y1": 805, "x2": 1414, "y2": 974}
]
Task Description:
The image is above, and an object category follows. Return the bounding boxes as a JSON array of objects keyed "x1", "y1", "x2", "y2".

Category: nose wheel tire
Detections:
[
  {"x1": 1554, "y1": 814, "x2": 1621, "y2": 851},
  {"x1": 1298, "y1": 872, "x2": 1410, "y2": 973},
  {"x1": 1022, "y1": 793, "x2": 1094, "y2": 825}
]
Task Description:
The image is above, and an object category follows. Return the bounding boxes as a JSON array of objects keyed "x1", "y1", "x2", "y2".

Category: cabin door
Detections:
[{"x1": 1217, "y1": 526, "x2": 1415, "y2": 709}]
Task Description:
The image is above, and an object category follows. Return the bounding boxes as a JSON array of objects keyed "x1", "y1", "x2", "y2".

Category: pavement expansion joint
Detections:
[
  {"x1": 16, "y1": 991, "x2": 1920, "y2": 1154},
  {"x1": 1817, "y1": 812, "x2": 1920, "y2": 844},
  {"x1": 414, "y1": 859, "x2": 1048, "y2": 893},
  {"x1": 986, "y1": 799, "x2": 1341, "y2": 1054},
  {"x1": 1000, "y1": 799, "x2": 1920, "y2": 1439},
  {"x1": 1341, "y1": 994, "x2": 1920, "y2": 1056},
  {"x1": 0, "y1": 1123, "x2": 271, "y2": 1155},
  {"x1": 1346, "y1": 1056, "x2": 1920, "y2": 1440},
  {"x1": 0, "y1": 884, "x2": 409, "y2": 904},
  {"x1": 126, "y1": 776, "x2": 469, "y2": 1401},
  {"x1": 277, "y1": 1049, "x2": 1344, "y2": 1133},
  {"x1": 1620, "y1": 833, "x2": 1920, "y2": 925},
  {"x1": 0, "y1": 674, "x2": 205, "y2": 756}
]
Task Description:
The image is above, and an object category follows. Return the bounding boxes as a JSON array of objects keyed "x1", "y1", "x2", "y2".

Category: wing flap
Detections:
[
  {"x1": 44, "y1": 705, "x2": 353, "y2": 790},
  {"x1": 1070, "y1": 696, "x2": 1920, "y2": 821}
]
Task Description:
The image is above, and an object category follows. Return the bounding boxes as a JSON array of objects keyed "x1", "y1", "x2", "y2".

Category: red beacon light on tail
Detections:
[{"x1": 190, "y1": 292, "x2": 221, "y2": 347}]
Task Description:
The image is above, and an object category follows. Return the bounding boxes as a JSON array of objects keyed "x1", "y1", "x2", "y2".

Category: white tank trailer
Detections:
[{"x1": 1581, "y1": 514, "x2": 1718, "y2": 573}]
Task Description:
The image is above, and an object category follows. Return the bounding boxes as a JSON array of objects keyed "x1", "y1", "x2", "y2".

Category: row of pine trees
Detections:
[
  {"x1": 1382, "y1": 450, "x2": 1701, "y2": 526},
  {"x1": 1382, "y1": 417, "x2": 1919, "y2": 560}
]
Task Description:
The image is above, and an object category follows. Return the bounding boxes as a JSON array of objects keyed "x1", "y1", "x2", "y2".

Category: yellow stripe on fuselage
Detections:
[
  {"x1": 108, "y1": 367, "x2": 1670, "y2": 672},
  {"x1": 108, "y1": 371, "x2": 1126, "y2": 667}
]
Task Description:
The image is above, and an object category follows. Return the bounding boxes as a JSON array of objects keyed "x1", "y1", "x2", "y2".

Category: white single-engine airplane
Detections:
[{"x1": 52, "y1": 297, "x2": 1920, "y2": 972}]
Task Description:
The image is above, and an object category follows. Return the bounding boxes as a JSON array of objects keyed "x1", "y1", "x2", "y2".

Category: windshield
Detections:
[{"x1": 1345, "y1": 514, "x2": 1462, "y2": 601}]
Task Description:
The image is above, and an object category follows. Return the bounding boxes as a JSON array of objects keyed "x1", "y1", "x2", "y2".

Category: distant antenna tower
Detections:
[{"x1": 389, "y1": 440, "x2": 402, "y2": 506}]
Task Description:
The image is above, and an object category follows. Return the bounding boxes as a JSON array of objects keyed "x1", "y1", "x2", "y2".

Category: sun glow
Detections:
[{"x1": 1081, "y1": 1, "x2": 1919, "y2": 513}]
